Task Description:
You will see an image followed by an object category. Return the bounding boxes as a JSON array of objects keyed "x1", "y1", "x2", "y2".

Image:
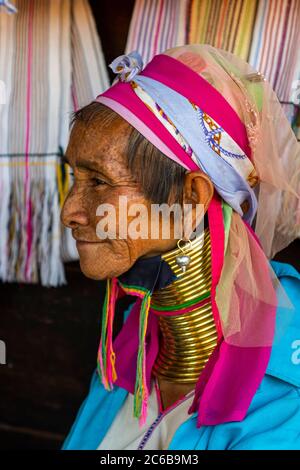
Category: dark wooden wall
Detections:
[
  {"x1": 1, "y1": 0, "x2": 299, "y2": 450},
  {"x1": 89, "y1": 0, "x2": 135, "y2": 83}
]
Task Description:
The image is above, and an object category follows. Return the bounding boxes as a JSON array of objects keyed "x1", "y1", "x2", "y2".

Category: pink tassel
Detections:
[
  {"x1": 106, "y1": 277, "x2": 119, "y2": 385},
  {"x1": 97, "y1": 277, "x2": 119, "y2": 390},
  {"x1": 138, "y1": 337, "x2": 149, "y2": 428}
]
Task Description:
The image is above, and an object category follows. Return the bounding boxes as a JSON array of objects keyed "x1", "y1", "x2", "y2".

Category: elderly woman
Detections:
[{"x1": 61, "y1": 45, "x2": 300, "y2": 450}]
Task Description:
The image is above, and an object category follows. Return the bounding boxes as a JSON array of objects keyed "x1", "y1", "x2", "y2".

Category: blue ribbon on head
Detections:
[
  {"x1": 132, "y1": 75, "x2": 258, "y2": 224},
  {"x1": 0, "y1": 0, "x2": 17, "y2": 14}
]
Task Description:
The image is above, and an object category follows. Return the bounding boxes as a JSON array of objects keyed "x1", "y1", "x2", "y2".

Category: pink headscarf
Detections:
[{"x1": 94, "y1": 45, "x2": 299, "y2": 427}]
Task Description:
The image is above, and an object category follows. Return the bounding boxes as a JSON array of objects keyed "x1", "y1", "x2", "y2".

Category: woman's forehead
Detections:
[{"x1": 67, "y1": 118, "x2": 131, "y2": 164}]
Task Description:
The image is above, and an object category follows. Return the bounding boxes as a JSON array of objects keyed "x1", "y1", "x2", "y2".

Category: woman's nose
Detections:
[{"x1": 60, "y1": 194, "x2": 89, "y2": 229}]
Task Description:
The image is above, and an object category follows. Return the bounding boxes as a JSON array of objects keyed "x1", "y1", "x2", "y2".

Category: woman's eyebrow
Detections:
[{"x1": 61, "y1": 154, "x2": 109, "y2": 176}]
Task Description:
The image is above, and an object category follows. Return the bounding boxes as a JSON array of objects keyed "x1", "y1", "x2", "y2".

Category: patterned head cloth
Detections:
[{"x1": 94, "y1": 45, "x2": 300, "y2": 427}]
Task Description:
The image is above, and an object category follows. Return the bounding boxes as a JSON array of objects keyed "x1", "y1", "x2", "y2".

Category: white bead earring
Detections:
[{"x1": 175, "y1": 238, "x2": 192, "y2": 273}]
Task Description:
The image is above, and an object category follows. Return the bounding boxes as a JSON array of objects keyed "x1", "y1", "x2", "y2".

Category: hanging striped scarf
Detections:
[
  {"x1": 0, "y1": 0, "x2": 109, "y2": 286},
  {"x1": 125, "y1": 0, "x2": 189, "y2": 66}
]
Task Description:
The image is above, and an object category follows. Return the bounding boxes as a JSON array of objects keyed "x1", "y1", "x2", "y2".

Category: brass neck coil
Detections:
[{"x1": 151, "y1": 228, "x2": 218, "y2": 383}]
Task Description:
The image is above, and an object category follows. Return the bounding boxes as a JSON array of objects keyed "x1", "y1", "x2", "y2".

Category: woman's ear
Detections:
[
  {"x1": 183, "y1": 170, "x2": 214, "y2": 235},
  {"x1": 184, "y1": 170, "x2": 214, "y2": 208}
]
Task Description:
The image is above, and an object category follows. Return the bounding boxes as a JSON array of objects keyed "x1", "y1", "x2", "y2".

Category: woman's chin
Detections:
[
  {"x1": 76, "y1": 239, "x2": 136, "y2": 280},
  {"x1": 78, "y1": 255, "x2": 129, "y2": 280},
  {"x1": 78, "y1": 259, "x2": 112, "y2": 280}
]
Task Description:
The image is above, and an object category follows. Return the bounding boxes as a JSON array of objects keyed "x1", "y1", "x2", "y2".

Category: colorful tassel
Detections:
[
  {"x1": 97, "y1": 276, "x2": 153, "y2": 427},
  {"x1": 97, "y1": 277, "x2": 119, "y2": 390},
  {"x1": 115, "y1": 282, "x2": 153, "y2": 428},
  {"x1": 133, "y1": 291, "x2": 151, "y2": 428}
]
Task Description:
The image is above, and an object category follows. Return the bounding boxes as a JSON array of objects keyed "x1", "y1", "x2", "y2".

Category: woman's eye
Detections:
[
  {"x1": 92, "y1": 177, "x2": 106, "y2": 186},
  {"x1": 68, "y1": 172, "x2": 105, "y2": 187}
]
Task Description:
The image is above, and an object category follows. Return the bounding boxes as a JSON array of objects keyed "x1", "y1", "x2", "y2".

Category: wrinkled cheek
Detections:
[
  {"x1": 95, "y1": 189, "x2": 145, "y2": 242},
  {"x1": 80, "y1": 188, "x2": 111, "y2": 233},
  {"x1": 65, "y1": 185, "x2": 95, "y2": 210},
  {"x1": 95, "y1": 206, "x2": 129, "y2": 241}
]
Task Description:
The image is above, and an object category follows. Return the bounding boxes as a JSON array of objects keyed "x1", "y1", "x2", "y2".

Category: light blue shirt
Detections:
[{"x1": 62, "y1": 261, "x2": 300, "y2": 450}]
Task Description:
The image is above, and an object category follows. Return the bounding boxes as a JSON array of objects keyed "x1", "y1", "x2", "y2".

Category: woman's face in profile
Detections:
[{"x1": 60, "y1": 117, "x2": 183, "y2": 280}]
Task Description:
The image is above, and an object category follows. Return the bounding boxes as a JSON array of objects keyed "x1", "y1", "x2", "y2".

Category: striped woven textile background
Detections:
[
  {"x1": 1, "y1": 0, "x2": 299, "y2": 286},
  {"x1": 125, "y1": 0, "x2": 300, "y2": 139},
  {"x1": 125, "y1": 0, "x2": 189, "y2": 66},
  {"x1": 0, "y1": 0, "x2": 109, "y2": 286}
]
